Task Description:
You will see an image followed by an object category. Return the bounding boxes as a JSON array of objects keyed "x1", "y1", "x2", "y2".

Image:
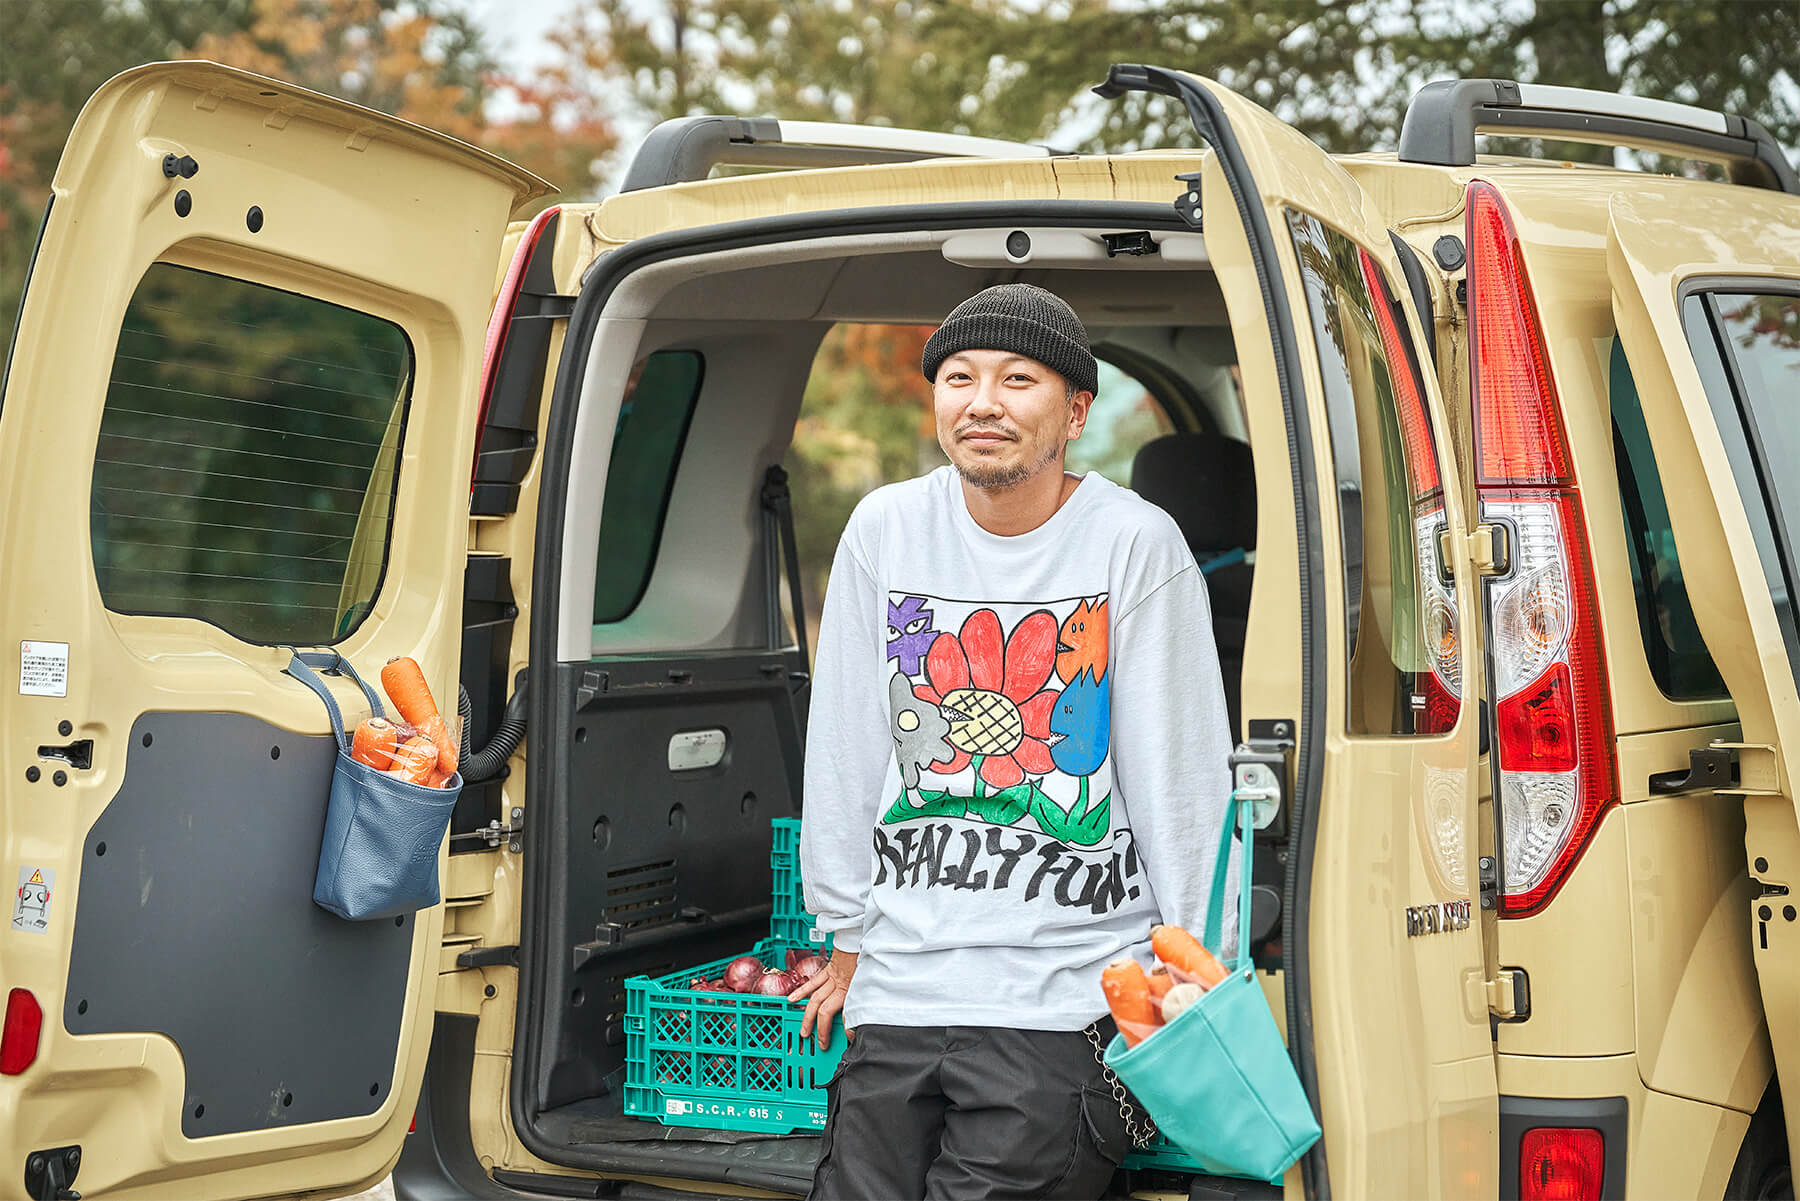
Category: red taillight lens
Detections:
[
  {"x1": 1496, "y1": 662, "x2": 1577, "y2": 772},
  {"x1": 1520, "y1": 1127, "x2": 1604, "y2": 1201},
  {"x1": 1468, "y1": 181, "x2": 1618, "y2": 916},
  {"x1": 472, "y1": 204, "x2": 561, "y2": 486},
  {"x1": 1, "y1": 988, "x2": 43, "y2": 1075},
  {"x1": 1418, "y1": 670, "x2": 1461, "y2": 735},
  {"x1": 1468, "y1": 181, "x2": 1570, "y2": 486}
]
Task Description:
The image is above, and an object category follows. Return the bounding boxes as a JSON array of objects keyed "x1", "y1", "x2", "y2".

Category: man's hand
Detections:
[{"x1": 788, "y1": 950, "x2": 856, "y2": 1049}]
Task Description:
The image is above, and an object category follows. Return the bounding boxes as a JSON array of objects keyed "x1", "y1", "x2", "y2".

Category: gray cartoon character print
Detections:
[{"x1": 888, "y1": 671, "x2": 953, "y2": 789}]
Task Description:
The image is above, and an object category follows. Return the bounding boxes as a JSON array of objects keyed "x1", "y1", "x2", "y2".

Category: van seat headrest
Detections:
[{"x1": 1129, "y1": 433, "x2": 1256, "y2": 556}]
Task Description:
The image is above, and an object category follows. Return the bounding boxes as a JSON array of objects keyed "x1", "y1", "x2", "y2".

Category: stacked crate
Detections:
[{"x1": 621, "y1": 818, "x2": 837, "y2": 1134}]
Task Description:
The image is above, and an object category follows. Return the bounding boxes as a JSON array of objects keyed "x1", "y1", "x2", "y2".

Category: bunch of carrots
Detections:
[
  {"x1": 1102, "y1": 924, "x2": 1231, "y2": 1047},
  {"x1": 348, "y1": 657, "x2": 460, "y2": 788}
]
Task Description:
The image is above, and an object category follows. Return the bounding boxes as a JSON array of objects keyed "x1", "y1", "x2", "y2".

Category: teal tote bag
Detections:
[{"x1": 1102, "y1": 792, "x2": 1322, "y2": 1184}]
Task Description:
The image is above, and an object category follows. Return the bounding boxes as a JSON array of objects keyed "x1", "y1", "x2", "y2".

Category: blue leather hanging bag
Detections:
[{"x1": 284, "y1": 650, "x2": 461, "y2": 921}]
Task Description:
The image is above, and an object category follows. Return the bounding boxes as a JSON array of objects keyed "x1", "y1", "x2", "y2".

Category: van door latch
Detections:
[
  {"x1": 1231, "y1": 720, "x2": 1295, "y2": 836},
  {"x1": 36, "y1": 741, "x2": 93, "y2": 771},
  {"x1": 1485, "y1": 967, "x2": 1530, "y2": 1021}
]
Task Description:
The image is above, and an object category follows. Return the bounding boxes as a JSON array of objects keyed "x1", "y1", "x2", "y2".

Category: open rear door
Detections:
[
  {"x1": 1095, "y1": 66, "x2": 1496, "y2": 1198},
  {"x1": 1609, "y1": 186, "x2": 1800, "y2": 1161},
  {"x1": 0, "y1": 63, "x2": 547, "y2": 1198}
]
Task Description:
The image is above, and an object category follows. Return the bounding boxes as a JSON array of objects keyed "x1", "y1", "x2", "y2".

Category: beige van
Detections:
[{"x1": 0, "y1": 60, "x2": 1794, "y2": 1200}]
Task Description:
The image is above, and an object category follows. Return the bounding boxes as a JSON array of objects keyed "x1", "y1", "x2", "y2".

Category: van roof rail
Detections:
[
  {"x1": 617, "y1": 116, "x2": 1054, "y2": 192},
  {"x1": 1397, "y1": 79, "x2": 1798, "y2": 193}
]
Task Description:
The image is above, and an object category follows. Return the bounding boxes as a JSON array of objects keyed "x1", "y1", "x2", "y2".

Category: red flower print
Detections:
[{"x1": 912, "y1": 609, "x2": 1062, "y2": 789}]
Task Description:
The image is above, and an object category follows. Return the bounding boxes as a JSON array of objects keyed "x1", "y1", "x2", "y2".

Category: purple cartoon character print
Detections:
[{"x1": 885, "y1": 595, "x2": 937, "y2": 675}]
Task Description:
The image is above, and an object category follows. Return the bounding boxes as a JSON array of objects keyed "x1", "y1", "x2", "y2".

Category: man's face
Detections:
[{"x1": 932, "y1": 349, "x2": 1092, "y2": 489}]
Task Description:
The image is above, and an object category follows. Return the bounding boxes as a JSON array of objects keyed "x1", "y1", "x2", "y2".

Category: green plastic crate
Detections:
[
  {"x1": 622, "y1": 937, "x2": 845, "y2": 1134},
  {"x1": 770, "y1": 816, "x2": 832, "y2": 951}
]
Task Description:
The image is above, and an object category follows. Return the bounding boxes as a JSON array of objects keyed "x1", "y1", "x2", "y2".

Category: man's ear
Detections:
[{"x1": 1065, "y1": 390, "x2": 1095, "y2": 441}]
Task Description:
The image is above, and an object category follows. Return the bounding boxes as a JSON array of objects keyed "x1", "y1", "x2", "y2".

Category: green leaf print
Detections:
[{"x1": 880, "y1": 776, "x2": 1111, "y2": 846}]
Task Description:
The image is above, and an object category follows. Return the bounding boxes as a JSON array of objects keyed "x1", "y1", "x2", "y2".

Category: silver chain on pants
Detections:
[{"x1": 1083, "y1": 1021, "x2": 1158, "y2": 1149}]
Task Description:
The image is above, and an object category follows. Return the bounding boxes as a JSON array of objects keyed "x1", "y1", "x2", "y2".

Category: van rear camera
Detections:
[{"x1": 1004, "y1": 230, "x2": 1032, "y2": 261}]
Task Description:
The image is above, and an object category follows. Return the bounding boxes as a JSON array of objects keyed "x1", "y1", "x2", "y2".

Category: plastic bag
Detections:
[{"x1": 349, "y1": 711, "x2": 461, "y2": 787}]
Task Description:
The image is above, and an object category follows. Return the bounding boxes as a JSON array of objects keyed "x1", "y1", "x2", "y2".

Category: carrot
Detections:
[
  {"x1": 1102, "y1": 959, "x2": 1161, "y2": 1047},
  {"x1": 381, "y1": 656, "x2": 457, "y2": 779},
  {"x1": 1151, "y1": 924, "x2": 1229, "y2": 991},
  {"x1": 1147, "y1": 967, "x2": 1174, "y2": 1001},
  {"x1": 386, "y1": 735, "x2": 439, "y2": 785},
  {"x1": 351, "y1": 717, "x2": 398, "y2": 771}
]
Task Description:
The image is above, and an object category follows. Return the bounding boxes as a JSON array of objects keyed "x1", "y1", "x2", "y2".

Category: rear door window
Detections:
[
  {"x1": 90, "y1": 263, "x2": 412, "y2": 644},
  {"x1": 1682, "y1": 289, "x2": 1800, "y2": 681},
  {"x1": 1608, "y1": 337, "x2": 1727, "y2": 699},
  {"x1": 1286, "y1": 211, "x2": 1459, "y2": 736}
]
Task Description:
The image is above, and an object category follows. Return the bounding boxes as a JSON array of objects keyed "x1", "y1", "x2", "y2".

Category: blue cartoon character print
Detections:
[{"x1": 886, "y1": 595, "x2": 938, "y2": 675}]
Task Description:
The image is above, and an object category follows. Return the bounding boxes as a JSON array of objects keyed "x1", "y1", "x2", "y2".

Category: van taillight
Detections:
[
  {"x1": 1, "y1": 988, "x2": 42, "y2": 1075},
  {"x1": 472, "y1": 203, "x2": 561, "y2": 486},
  {"x1": 1467, "y1": 180, "x2": 1617, "y2": 916},
  {"x1": 1519, "y1": 1127, "x2": 1604, "y2": 1201}
]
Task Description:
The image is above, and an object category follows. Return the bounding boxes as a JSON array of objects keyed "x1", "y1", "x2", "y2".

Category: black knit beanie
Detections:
[{"x1": 921, "y1": 283, "x2": 1099, "y2": 397}]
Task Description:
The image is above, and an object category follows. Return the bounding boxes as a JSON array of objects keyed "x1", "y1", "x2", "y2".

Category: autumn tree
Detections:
[
  {"x1": 0, "y1": 1, "x2": 259, "y2": 334},
  {"x1": 185, "y1": 0, "x2": 618, "y2": 209}
]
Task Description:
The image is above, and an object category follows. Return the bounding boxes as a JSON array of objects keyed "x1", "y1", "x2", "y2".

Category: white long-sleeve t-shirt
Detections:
[{"x1": 799, "y1": 466, "x2": 1236, "y2": 1031}]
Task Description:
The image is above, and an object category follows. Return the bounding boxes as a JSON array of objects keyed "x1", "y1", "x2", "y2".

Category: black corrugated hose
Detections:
[{"x1": 458, "y1": 680, "x2": 527, "y2": 784}]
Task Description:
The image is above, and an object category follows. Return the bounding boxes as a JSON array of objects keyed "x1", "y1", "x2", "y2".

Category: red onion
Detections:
[
  {"x1": 790, "y1": 955, "x2": 826, "y2": 983},
  {"x1": 785, "y1": 948, "x2": 804, "y2": 971},
  {"x1": 754, "y1": 970, "x2": 795, "y2": 996},
  {"x1": 722, "y1": 955, "x2": 765, "y2": 993}
]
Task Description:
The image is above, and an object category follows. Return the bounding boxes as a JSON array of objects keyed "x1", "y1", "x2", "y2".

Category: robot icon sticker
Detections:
[{"x1": 12, "y1": 866, "x2": 53, "y2": 933}]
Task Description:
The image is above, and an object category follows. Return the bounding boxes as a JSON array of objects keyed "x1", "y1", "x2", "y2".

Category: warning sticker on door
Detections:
[
  {"x1": 12, "y1": 866, "x2": 53, "y2": 934},
  {"x1": 19, "y1": 641, "x2": 68, "y2": 698}
]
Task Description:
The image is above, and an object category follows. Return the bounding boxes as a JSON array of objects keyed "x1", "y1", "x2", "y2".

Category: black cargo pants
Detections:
[{"x1": 807, "y1": 1020, "x2": 1134, "y2": 1201}]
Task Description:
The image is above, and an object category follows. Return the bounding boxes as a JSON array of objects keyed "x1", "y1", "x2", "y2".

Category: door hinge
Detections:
[
  {"x1": 24, "y1": 1144, "x2": 81, "y2": 1200},
  {"x1": 448, "y1": 806, "x2": 523, "y2": 853},
  {"x1": 1477, "y1": 853, "x2": 1498, "y2": 911},
  {"x1": 1172, "y1": 170, "x2": 1203, "y2": 229},
  {"x1": 1707, "y1": 742, "x2": 1781, "y2": 796},
  {"x1": 1438, "y1": 523, "x2": 1511, "y2": 578},
  {"x1": 1485, "y1": 966, "x2": 1531, "y2": 1021}
]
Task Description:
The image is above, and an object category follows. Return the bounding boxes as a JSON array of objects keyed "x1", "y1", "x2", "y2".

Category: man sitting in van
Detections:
[{"x1": 793, "y1": 283, "x2": 1237, "y2": 1199}]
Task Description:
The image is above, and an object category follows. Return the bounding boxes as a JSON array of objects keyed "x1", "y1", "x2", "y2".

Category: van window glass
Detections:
[
  {"x1": 90, "y1": 263, "x2": 411, "y2": 644},
  {"x1": 1065, "y1": 357, "x2": 1177, "y2": 480},
  {"x1": 1607, "y1": 337, "x2": 1726, "y2": 699},
  {"x1": 1286, "y1": 211, "x2": 1458, "y2": 736},
  {"x1": 1684, "y1": 290, "x2": 1800, "y2": 685},
  {"x1": 592, "y1": 351, "x2": 706, "y2": 623}
]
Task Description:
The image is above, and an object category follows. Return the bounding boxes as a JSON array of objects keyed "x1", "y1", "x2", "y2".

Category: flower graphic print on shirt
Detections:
[{"x1": 882, "y1": 593, "x2": 1115, "y2": 847}]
